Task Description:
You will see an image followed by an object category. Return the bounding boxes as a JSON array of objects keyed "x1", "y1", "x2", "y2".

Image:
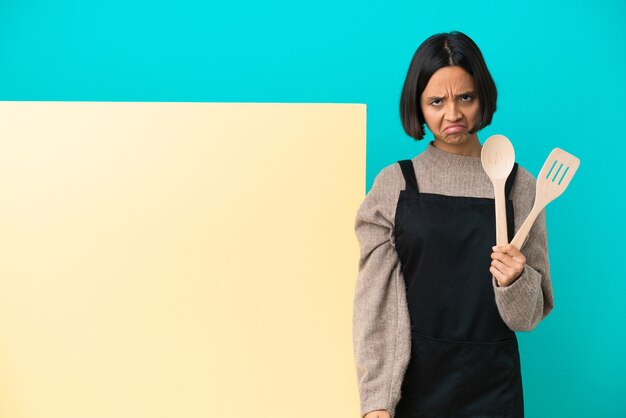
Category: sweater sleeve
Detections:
[
  {"x1": 352, "y1": 164, "x2": 411, "y2": 418},
  {"x1": 492, "y1": 169, "x2": 555, "y2": 331}
]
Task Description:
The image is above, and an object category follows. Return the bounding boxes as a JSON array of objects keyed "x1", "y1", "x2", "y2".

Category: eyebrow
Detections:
[{"x1": 425, "y1": 90, "x2": 476, "y2": 101}]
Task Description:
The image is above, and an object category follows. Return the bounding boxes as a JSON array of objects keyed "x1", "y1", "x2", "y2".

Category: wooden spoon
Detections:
[
  {"x1": 511, "y1": 148, "x2": 580, "y2": 250},
  {"x1": 481, "y1": 134, "x2": 516, "y2": 246}
]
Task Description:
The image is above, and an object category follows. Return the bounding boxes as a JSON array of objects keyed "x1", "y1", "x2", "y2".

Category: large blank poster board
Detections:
[{"x1": 0, "y1": 101, "x2": 366, "y2": 418}]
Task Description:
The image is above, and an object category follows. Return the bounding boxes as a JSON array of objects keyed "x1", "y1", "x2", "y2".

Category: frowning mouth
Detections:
[{"x1": 443, "y1": 124, "x2": 467, "y2": 134}]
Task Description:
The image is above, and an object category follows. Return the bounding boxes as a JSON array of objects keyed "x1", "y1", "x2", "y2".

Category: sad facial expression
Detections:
[{"x1": 420, "y1": 65, "x2": 481, "y2": 146}]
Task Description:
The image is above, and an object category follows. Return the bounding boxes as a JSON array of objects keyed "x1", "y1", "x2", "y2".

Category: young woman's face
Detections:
[{"x1": 420, "y1": 65, "x2": 480, "y2": 146}]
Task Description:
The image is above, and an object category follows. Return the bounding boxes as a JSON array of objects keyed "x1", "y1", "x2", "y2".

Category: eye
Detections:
[
  {"x1": 460, "y1": 94, "x2": 473, "y2": 102},
  {"x1": 430, "y1": 98, "x2": 442, "y2": 106}
]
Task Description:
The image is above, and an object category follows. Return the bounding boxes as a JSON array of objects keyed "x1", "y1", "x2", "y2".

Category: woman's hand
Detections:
[
  {"x1": 363, "y1": 410, "x2": 391, "y2": 418},
  {"x1": 490, "y1": 244, "x2": 526, "y2": 287}
]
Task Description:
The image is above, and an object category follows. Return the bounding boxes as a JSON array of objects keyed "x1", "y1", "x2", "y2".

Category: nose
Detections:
[{"x1": 444, "y1": 101, "x2": 462, "y2": 122}]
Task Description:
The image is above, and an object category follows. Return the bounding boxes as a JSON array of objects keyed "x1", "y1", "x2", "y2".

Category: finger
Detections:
[
  {"x1": 490, "y1": 265, "x2": 507, "y2": 283},
  {"x1": 504, "y1": 244, "x2": 526, "y2": 263},
  {"x1": 492, "y1": 245, "x2": 513, "y2": 257},
  {"x1": 491, "y1": 251, "x2": 514, "y2": 265},
  {"x1": 491, "y1": 259, "x2": 514, "y2": 275},
  {"x1": 492, "y1": 248, "x2": 525, "y2": 266},
  {"x1": 495, "y1": 254, "x2": 525, "y2": 272}
]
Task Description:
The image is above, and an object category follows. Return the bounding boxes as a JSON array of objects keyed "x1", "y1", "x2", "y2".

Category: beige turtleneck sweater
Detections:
[{"x1": 352, "y1": 141, "x2": 554, "y2": 418}]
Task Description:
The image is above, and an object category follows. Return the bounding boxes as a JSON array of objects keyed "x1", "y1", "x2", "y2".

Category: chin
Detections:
[{"x1": 441, "y1": 134, "x2": 467, "y2": 144}]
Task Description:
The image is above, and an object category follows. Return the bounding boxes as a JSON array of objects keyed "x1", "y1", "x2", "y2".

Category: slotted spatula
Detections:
[{"x1": 510, "y1": 148, "x2": 580, "y2": 250}]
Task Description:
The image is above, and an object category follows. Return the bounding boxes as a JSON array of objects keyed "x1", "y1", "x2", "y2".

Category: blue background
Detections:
[{"x1": 1, "y1": 0, "x2": 624, "y2": 416}]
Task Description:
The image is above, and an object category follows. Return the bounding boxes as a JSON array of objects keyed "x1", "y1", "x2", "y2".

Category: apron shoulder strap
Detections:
[
  {"x1": 505, "y1": 162, "x2": 519, "y2": 200},
  {"x1": 398, "y1": 159, "x2": 516, "y2": 197},
  {"x1": 397, "y1": 159, "x2": 419, "y2": 192}
]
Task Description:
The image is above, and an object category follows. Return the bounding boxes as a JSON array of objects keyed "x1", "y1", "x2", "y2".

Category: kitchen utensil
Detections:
[
  {"x1": 510, "y1": 147, "x2": 580, "y2": 250},
  {"x1": 481, "y1": 134, "x2": 516, "y2": 246}
]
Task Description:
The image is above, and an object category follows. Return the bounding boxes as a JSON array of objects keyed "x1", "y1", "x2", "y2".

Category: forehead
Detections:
[{"x1": 422, "y1": 66, "x2": 475, "y2": 94}]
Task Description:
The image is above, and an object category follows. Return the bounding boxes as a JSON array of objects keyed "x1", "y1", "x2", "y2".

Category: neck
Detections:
[{"x1": 432, "y1": 135, "x2": 482, "y2": 157}]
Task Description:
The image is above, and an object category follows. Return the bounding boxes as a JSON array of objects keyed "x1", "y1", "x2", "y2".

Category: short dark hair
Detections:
[{"x1": 399, "y1": 31, "x2": 497, "y2": 140}]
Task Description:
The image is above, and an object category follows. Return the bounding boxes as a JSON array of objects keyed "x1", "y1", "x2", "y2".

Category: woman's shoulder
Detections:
[
  {"x1": 370, "y1": 160, "x2": 406, "y2": 190},
  {"x1": 356, "y1": 161, "x2": 406, "y2": 226},
  {"x1": 511, "y1": 164, "x2": 538, "y2": 219},
  {"x1": 515, "y1": 164, "x2": 536, "y2": 183},
  {"x1": 513, "y1": 164, "x2": 537, "y2": 195}
]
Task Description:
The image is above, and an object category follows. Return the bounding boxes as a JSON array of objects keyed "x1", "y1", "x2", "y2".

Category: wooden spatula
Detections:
[{"x1": 510, "y1": 148, "x2": 580, "y2": 250}]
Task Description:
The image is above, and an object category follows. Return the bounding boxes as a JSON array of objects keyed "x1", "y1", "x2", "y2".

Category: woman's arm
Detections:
[
  {"x1": 492, "y1": 168, "x2": 555, "y2": 331},
  {"x1": 352, "y1": 164, "x2": 411, "y2": 418}
]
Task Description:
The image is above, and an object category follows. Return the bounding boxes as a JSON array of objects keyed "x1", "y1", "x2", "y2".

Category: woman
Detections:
[{"x1": 352, "y1": 31, "x2": 554, "y2": 418}]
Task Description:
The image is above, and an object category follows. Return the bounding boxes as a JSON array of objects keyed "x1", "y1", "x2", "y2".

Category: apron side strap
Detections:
[
  {"x1": 397, "y1": 159, "x2": 419, "y2": 192},
  {"x1": 505, "y1": 162, "x2": 519, "y2": 200}
]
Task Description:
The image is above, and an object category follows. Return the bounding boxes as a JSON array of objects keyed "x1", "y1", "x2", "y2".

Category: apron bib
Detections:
[{"x1": 393, "y1": 159, "x2": 524, "y2": 418}]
